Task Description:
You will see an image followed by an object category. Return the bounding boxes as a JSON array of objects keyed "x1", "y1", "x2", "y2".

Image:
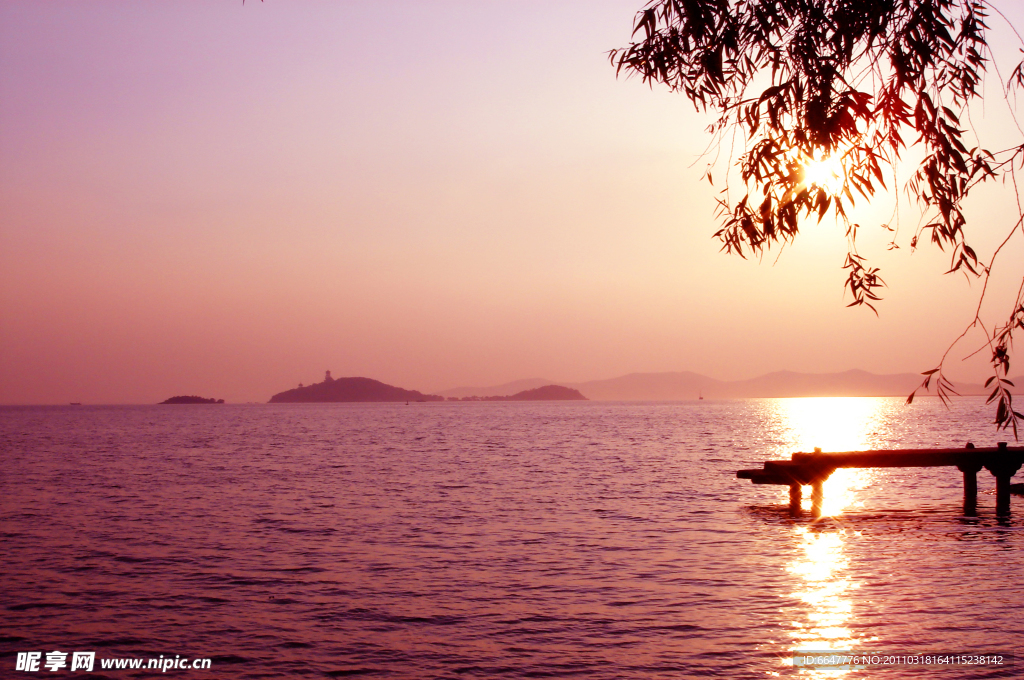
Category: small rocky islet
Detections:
[{"x1": 159, "y1": 395, "x2": 225, "y2": 404}]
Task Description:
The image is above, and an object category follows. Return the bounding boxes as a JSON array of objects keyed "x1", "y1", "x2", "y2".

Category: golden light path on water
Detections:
[{"x1": 772, "y1": 398, "x2": 888, "y2": 677}]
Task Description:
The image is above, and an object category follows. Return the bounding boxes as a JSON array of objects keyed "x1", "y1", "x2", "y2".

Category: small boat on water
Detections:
[{"x1": 69, "y1": 402, "x2": 82, "y2": 406}]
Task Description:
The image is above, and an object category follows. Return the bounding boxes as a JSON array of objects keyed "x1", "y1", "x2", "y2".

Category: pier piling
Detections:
[
  {"x1": 789, "y1": 484, "x2": 802, "y2": 516},
  {"x1": 985, "y1": 443, "x2": 1022, "y2": 517},
  {"x1": 957, "y1": 463, "x2": 982, "y2": 516},
  {"x1": 811, "y1": 480, "x2": 824, "y2": 517},
  {"x1": 996, "y1": 475, "x2": 1012, "y2": 516}
]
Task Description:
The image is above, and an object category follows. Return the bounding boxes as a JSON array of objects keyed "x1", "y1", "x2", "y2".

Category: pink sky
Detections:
[{"x1": 3, "y1": 1, "x2": 1024, "y2": 404}]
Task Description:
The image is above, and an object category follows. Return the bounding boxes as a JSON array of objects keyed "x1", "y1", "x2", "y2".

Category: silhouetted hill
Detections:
[
  {"x1": 160, "y1": 395, "x2": 224, "y2": 404},
  {"x1": 507, "y1": 385, "x2": 587, "y2": 400},
  {"x1": 452, "y1": 384, "x2": 588, "y2": 401},
  {"x1": 440, "y1": 378, "x2": 554, "y2": 399},
  {"x1": 269, "y1": 376, "x2": 443, "y2": 403}
]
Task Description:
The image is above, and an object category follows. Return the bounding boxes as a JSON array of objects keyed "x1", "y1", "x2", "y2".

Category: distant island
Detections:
[
  {"x1": 452, "y1": 385, "x2": 587, "y2": 401},
  {"x1": 160, "y1": 395, "x2": 224, "y2": 404},
  {"x1": 269, "y1": 372, "x2": 444, "y2": 403}
]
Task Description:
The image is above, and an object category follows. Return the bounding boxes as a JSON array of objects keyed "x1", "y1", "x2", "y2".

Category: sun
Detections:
[{"x1": 800, "y1": 152, "x2": 845, "y2": 195}]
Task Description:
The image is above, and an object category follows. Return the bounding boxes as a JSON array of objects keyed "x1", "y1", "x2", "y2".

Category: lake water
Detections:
[{"x1": 1, "y1": 398, "x2": 1022, "y2": 678}]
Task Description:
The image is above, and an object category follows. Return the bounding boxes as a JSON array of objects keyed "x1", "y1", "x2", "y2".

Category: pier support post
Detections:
[
  {"x1": 789, "y1": 483, "x2": 802, "y2": 516},
  {"x1": 957, "y1": 463, "x2": 982, "y2": 516},
  {"x1": 811, "y1": 480, "x2": 824, "y2": 518},
  {"x1": 996, "y1": 474, "x2": 1012, "y2": 516},
  {"x1": 985, "y1": 443, "x2": 1022, "y2": 517}
]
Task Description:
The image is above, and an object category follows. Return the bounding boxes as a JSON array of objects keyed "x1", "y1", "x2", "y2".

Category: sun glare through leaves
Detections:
[{"x1": 800, "y1": 153, "x2": 845, "y2": 197}]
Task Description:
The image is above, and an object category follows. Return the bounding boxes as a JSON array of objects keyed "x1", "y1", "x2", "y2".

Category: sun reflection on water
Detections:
[
  {"x1": 787, "y1": 527, "x2": 862, "y2": 676},
  {"x1": 771, "y1": 398, "x2": 888, "y2": 675}
]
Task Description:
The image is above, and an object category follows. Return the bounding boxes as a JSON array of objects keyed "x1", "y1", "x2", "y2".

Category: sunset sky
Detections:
[{"x1": 3, "y1": 1, "x2": 1024, "y2": 404}]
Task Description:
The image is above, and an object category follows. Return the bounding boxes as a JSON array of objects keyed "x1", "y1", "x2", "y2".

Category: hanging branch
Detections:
[{"x1": 612, "y1": 0, "x2": 1024, "y2": 433}]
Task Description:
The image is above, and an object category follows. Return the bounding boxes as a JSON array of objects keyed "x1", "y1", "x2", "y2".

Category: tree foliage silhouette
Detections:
[{"x1": 612, "y1": 0, "x2": 1024, "y2": 434}]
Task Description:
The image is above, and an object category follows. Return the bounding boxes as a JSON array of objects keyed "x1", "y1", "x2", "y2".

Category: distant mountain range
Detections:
[{"x1": 440, "y1": 369, "x2": 1024, "y2": 401}]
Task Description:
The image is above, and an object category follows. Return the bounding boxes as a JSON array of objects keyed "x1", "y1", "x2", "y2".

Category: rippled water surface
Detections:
[{"x1": 2, "y1": 399, "x2": 1022, "y2": 678}]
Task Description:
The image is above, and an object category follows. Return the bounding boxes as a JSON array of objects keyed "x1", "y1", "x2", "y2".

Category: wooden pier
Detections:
[{"x1": 737, "y1": 443, "x2": 1024, "y2": 516}]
